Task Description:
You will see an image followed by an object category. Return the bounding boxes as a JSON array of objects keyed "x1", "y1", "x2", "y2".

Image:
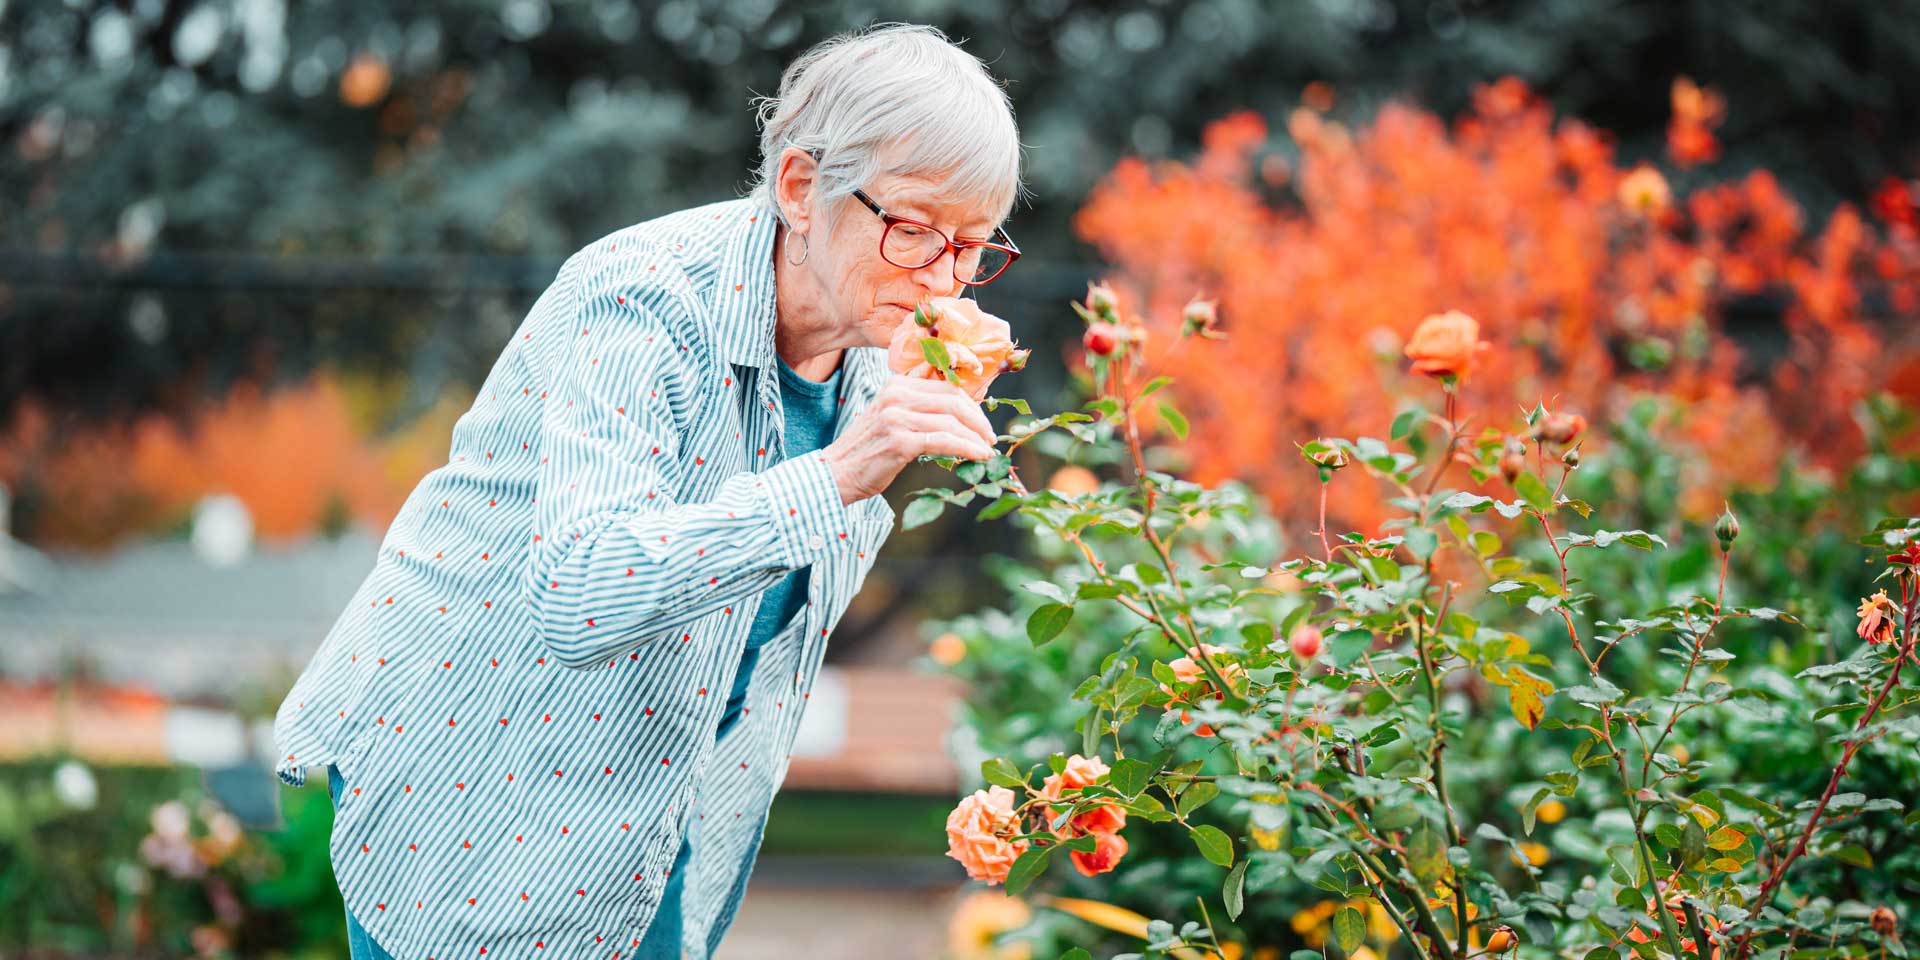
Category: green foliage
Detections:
[{"x1": 926, "y1": 304, "x2": 1920, "y2": 959}]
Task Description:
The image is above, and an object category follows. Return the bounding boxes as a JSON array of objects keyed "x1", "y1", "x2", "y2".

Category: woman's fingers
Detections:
[
  {"x1": 885, "y1": 376, "x2": 997, "y2": 445},
  {"x1": 886, "y1": 409, "x2": 996, "y2": 461}
]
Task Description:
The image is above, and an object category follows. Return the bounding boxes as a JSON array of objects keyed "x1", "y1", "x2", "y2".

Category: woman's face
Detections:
[{"x1": 790, "y1": 162, "x2": 1003, "y2": 350}]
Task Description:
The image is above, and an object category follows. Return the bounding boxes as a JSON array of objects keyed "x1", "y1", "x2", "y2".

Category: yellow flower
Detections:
[
  {"x1": 1250, "y1": 826, "x2": 1284, "y2": 851},
  {"x1": 1512, "y1": 842, "x2": 1550, "y2": 867},
  {"x1": 1290, "y1": 901, "x2": 1339, "y2": 945},
  {"x1": 1535, "y1": 799, "x2": 1566, "y2": 824},
  {"x1": 947, "y1": 891, "x2": 1033, "y2": 960}
]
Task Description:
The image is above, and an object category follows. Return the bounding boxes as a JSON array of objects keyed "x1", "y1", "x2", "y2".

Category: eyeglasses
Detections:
[{"x1": 850, "y1": 187, "x2": 1021, "y2": 286}]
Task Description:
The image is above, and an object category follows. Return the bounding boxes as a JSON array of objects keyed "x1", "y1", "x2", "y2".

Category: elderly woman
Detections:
[{"x1": 272, "y1": 23, "x2": 1023, "y2": 960}]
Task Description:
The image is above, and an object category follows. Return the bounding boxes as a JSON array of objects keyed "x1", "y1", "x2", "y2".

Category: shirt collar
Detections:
[
  {"x1": 712, "y1": 196, "x2": 781, "y2": 369},
  {"x1": 709, "y1": 196, "x2": 891, "y2": 410}
]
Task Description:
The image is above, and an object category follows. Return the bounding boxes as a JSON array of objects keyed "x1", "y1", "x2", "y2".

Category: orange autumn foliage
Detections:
[
  {"x1": 1073, "y1": 77, "x2": 1920, "y2": 533},
  {"x1": 0, "y1": 375, "x2": 463, "y2": 548}
]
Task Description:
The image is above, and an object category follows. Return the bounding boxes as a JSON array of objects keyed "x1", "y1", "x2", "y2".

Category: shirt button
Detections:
[{"x1": 807, "y1": 535, "x2": 825, "y2": 550}]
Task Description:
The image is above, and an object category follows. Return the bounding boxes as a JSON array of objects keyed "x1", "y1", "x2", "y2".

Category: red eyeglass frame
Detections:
[{"x1": 850, "y1": 187, "x2": 1021, "y2": 286}]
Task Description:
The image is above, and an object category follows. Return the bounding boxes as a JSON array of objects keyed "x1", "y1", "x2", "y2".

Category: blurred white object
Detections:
[
  {"x1": 789, "y1": 667, "x2": 848, "y2": 758},
  {"x1": 52, "y1": 760, "x2": 98, "y2": 810},
  {"x1": 191, "y1": 494, "x2": 253, "y2": 568}
]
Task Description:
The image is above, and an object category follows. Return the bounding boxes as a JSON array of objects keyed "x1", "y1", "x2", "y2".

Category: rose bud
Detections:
[
  {"x1": 1181, "y1": 297, "x2": 1222, "y2": 338},
  {"x1": 1715, "y1": 505, "x2": 1740, "y2": 550},
  {"x1": 1289, "y1": 625, "x2": 1324, "y2": 661},
  {"x1": 1086, "y1": 282, "x2": 1120, "y2": 317},
  {"x1": 1486, "y1": 927, "x2": 1517, "y2": 953},
  {"x1": 1303, "y1": 440, "x2": 1349, "y2": 471},
  {"x1": 1499, "y1": 437, "x2": 1528, "y2": 484},
  {"x1": 913, "y1": 301, "x2": 937, "y2": 328},
  {"x1": 1006, "y1": 348, "x2": 1030, "y2": 372},
  {"x1": 1083, "y1": 322, "x2": 1122, "y2": 357},
  {"x1": 1560, "y1": 447, "x2": 1581, "y2": 468},
  {"x1": 1532, "y1": 412, "x2": 1587, "y2": 446},
  {"x1": 1870, "y1": 905, "x2": 1897, "y2": 938}
]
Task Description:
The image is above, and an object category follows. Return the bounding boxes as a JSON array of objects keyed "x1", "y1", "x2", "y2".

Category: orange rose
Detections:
[
  {"x1": 1158, "y1": 643, "x2": 1245, "y2": 737},
  {"x1": 944, "y1": 786, "x2": 1030, "y2": 884},
  {"x1": 1857, "y1": 591, "x2": 1900, "y2": 646},
  {"x1": 1068, "y1": 828, "x2": 1129, "y2": 878},
  {"x1": 1036, "y1": 754, "x2": 1127, "y2": 837},
  {"x1": 1404, "y1": 310, "x2": 1489, "y2": 382},
  {"x1": 886, "y1": 297, "x2": 1021, "y2": 401}
]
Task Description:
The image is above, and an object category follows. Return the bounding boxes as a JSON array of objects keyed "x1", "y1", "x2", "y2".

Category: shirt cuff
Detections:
[{"x1": 755, "y1": 451, "x2": 856, "y2": 568}]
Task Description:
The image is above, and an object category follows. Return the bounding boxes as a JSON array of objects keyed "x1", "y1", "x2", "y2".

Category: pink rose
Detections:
[
  {"x1": 944, "y1": 786, "x2": 1029, "y2": 884},
  {"x1": 886, "y1": 297, "x2": 1019, "y2": 401}
]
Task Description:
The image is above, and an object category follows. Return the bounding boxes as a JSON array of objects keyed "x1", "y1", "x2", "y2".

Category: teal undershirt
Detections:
[{"x1": 714, "y1": 355, "x2": 842, "y2": 742}]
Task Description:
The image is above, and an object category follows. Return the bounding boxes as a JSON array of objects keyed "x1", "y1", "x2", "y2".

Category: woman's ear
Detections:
[{"x1": 774, "y1": 146, "x2": 817, "y2": 235}]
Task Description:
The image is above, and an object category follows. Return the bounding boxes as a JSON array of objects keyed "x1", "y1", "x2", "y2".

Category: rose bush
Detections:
[{"x1": 921, "y1": 286, "x2": 1918, "y2": 960}]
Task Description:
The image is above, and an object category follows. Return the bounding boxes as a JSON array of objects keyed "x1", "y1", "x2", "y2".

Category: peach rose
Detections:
[
  {"x1": 886, "y1": 297, "x2": 1023, "y2": 401},
  {"x1": 1158, "y1": 643, "x2": 1245, "y2": 737},
  {"x1": 1068, "y1": 828, "x2": 1129, "y2": 878},
  {"x1": 1404, "y1": 310, "x2": 1489, "y2": 382},
  {"x1": 1036, "y1": 754, "x2": 1126, "y2": 837},
  {"x1": 944, "y1": 786, "x2": 1029, "y2": 884}
]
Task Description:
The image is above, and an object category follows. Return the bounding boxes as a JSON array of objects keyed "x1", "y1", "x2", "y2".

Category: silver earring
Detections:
[{"x1": 785, "y1": 231, "x2": 809, "y2": 266}]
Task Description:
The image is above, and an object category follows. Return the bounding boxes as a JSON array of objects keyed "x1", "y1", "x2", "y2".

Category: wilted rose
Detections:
[
  {"x1": 1404, "y1": 310, "x2": 1489, "y2": 381},
  {"x1": 944, "y1": 786, "x2": 1030, "y2": 884},
  {"x1": 1856, "y1": 591, "x2": 1900, "y2": 646},
  {"x1": 1870, "y1": 905, "x2": 1898, "y2": 939}
]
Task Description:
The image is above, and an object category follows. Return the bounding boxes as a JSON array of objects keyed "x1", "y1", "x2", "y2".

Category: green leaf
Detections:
[
  {"x1": 1514, "y1": 472, "x2": 1553, "y2": 513},
  {"x1": 1191, "y1": 824, "x2": 1235, "y2": 867},
  {"x1": 956, "y1": 461, "x2": 987, "y2": 484},
  {"x1": 1141, "y1": 375, "x2": 1173, "y2": 398},
  {"x1": 1060, "y1": 950, "x2": 1093, "y2": 960},
  {"x1": 1157, "y1": 401, "x2": 1189, "y2": 440},
  {"x1": 1027, "y1": 603, "x2": 1075, "y2": 646},
  {"x1": 1331, "y1": 629, "x2": 1374, "y2": 668},
  {"x1": 1178, "y1": 781, "x2": 1220, "y2": 816},
  {"x1": 1408, "y1": 822, "x2": 1447, "y2": 883},
  {"x1": 1391, "y1": 408, "x2": 1422, "y2": 441},
  {"x1": 919, "y1": 336, "x2": 953, "y2": 373},
  {"x1": 977, "y1": 496, "x2": 1022, "y2": 521},
  {"x1": 1108, "y1": 758, "x2": 1153, "y2": 798},
  {"x1": 982, "y1": 757, "x2": 1025, "y2": 789},
  {"x1": 1223, "y1": 859, "x2": 1249, "y2": 921},
  {"x1": 1003, "y1": 845, "x2": 1051, "y2": 896},
  {"x1": 1333, "y1": 906, "x2": 1367, "y2": 953},
  {"x1": 902, "y1": 497, "x2": 945, "y2": 530},
  {"x1": 1829, "y1": 844, "x2": 1874, "y2": 868}
]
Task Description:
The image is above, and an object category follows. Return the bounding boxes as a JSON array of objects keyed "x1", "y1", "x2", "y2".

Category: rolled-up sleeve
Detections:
[{"x1": 523, "y1": 256, "x2": 854, "y2": 668}]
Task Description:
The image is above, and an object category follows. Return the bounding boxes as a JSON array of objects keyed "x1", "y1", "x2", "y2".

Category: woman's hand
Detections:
[{"x1": 821, "y1": 375, "x2": 998, "y2": 505}]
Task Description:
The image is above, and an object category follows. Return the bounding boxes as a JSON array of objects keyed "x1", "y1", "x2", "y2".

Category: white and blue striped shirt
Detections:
[{"x1": 273, "y1": 195, "x2": 897, "y2": 960}]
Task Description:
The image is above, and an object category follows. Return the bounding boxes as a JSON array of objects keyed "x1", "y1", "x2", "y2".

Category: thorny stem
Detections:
[
  {"x1": 1318, "y1": 480, "x2": 1334, "y2": 562},
  {"x1": 1411, "y1": 607, "x2": 1470, "y2": 955},
  {"x1": 1730, "y1": 574, "x2": 1918, "y2": 960}
]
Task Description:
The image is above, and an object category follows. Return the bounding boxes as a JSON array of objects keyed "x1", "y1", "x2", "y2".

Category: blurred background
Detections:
[{"x1": 3, "y1": 0, "x2": 1919, "y2": 957}]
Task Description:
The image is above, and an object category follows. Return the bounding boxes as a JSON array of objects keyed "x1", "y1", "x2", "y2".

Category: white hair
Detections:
[{"x1": 749, "y1": 23, "x2": 1025, "y2": 231}]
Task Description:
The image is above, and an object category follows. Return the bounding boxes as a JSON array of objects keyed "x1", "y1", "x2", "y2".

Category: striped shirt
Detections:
[{"x1": 272, "y1": 195, "x2": 896, "y2": 960}]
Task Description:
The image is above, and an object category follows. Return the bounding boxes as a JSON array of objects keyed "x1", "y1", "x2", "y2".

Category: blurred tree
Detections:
[{"x1": 3, "y1": 0, "x2": 1919, "y2": 422}]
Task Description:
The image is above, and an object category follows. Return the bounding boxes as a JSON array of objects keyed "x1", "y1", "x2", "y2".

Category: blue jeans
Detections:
[
  {"x1": 326, "y1": 766, "x2": 397, "y2": 960},
  {"x1": 326, "y1": 764, "x2": 690, "y2": 959}
]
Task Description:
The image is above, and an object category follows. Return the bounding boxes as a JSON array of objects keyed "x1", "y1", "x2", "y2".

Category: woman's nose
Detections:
[{"x1": 910, "y1": 249, "x2": 960, "y2": 298}]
